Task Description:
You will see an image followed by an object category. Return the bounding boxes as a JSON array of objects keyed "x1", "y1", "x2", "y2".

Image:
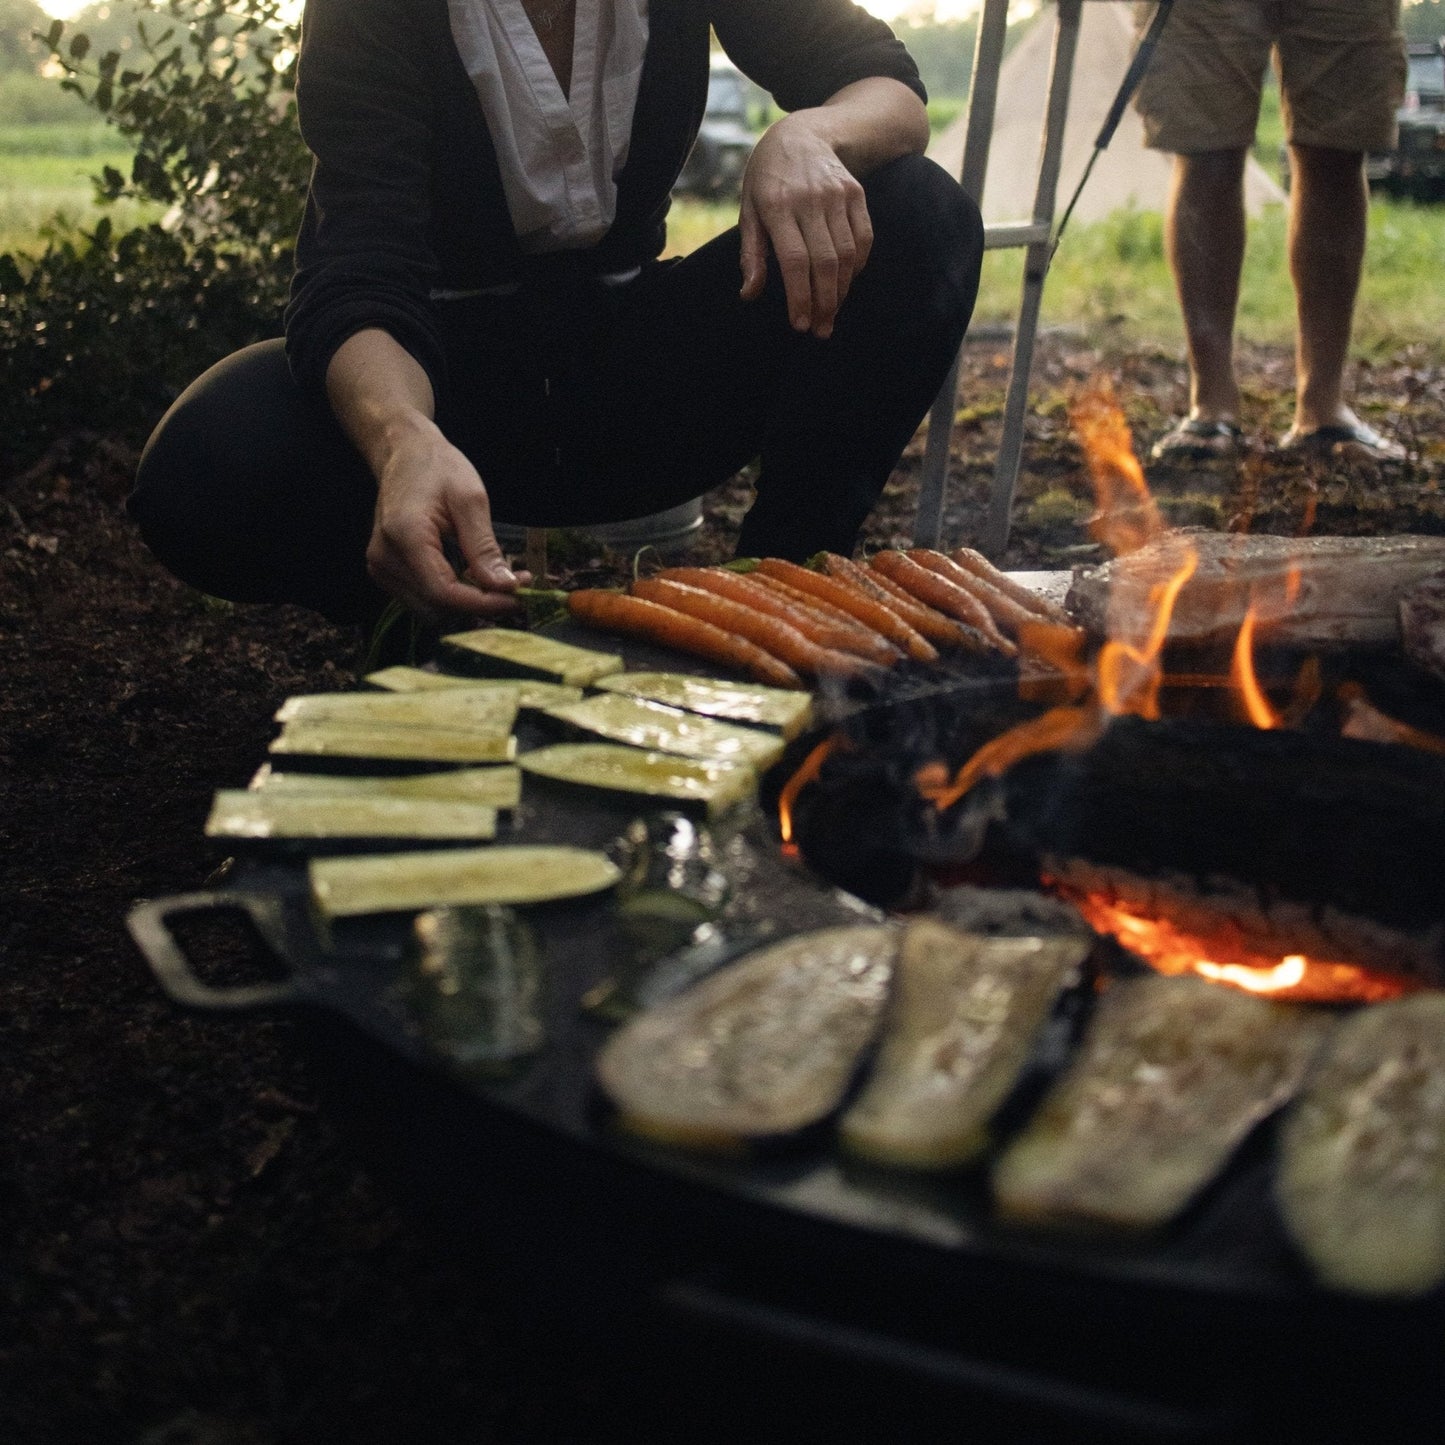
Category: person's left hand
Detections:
[{"x1": 738, "y1": 113, "x2": 873, "y2": 341}]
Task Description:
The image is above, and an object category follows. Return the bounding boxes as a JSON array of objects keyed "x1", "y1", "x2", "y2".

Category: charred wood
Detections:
[
  {"x1": 1068, "y1": 532, "x2": 1445, "y2": 651},
  {"x1": 999, "y1": 718, "x2": 1445, "y2": 982}
]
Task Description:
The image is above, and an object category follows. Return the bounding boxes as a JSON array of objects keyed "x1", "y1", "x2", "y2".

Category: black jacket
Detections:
[{"x1": 284, "y1": 0, "x2": 924, "y2": 396}]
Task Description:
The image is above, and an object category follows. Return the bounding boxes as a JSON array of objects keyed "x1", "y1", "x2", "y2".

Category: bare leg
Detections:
[
  {"x1": 1165, "y1": 148, "x2": 1249, "y2": 423},
  {"x1": 1287, "y1": 143, "x2": 1366, "y2": 434}
]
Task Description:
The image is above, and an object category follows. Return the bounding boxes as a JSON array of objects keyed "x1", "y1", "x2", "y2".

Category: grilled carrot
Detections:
[
  {"x1": 948, "y1": 546, "x2": 1072, "y2": 625},
  {"x1": 746, "y1": 572, "x2": 902, "y2": 651},
  {"x1": 657, "y1": 567, "x2": 902, "y2": 666},
  {"x1": 631, "y1": 578, "x2": 884, "y2": 683},
  {"x1": 566, "y1": 590, "x2": 803, "y2": 689},
  {"x1": 907, "y1": 549, "x2": 1043, "y2": 640},
  {"x1": 753, "y1": 558, "x2": 939, "y2": 664},
  {"x1": 818, "y1": 553, "x2": 995, "y2": 656},
  {"x1": 870, "y1": 551, "x2": 1017, "y2": 654}
]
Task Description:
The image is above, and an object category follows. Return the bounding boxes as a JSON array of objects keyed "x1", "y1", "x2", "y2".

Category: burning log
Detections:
[
  {"x1": 1067, "y1": 531, "x2": 1445, "y2": 652},
  {"x1": 1401, "y1": 571, "x2": 1445, "y2": 683},
  {"x1": 999, "y1": 717, "x2": 1445, "y2": 989}
]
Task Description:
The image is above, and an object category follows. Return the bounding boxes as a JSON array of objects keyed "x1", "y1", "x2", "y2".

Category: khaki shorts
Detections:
[{"x1": 1134, "y1": 0, "x2": 1407, "y2": 154}]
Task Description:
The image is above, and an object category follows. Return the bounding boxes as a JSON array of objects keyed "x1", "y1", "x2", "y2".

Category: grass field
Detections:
[
  {"x1": 0, "y1": 122, "x2": 159, "y2": 253},
  {"x1": 4, "y1": 117, "x2": 1443, "y2": 361}
]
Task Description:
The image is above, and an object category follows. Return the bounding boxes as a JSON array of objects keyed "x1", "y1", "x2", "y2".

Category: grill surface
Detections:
[{"x1": 129, "y1": 621, "x2": 1445, "y2": 1442}]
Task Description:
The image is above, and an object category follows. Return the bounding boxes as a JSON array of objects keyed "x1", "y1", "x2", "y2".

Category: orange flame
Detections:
[
  {"x1": 1228, "y1": 600, "x2": 1282, "y2": 729},
  {"x1": 1094, "y1": 542, "x2": 1198, "y2": 720},
  {"x1": 1064, "y1": 888, "x2": 1418, "y2": 1005},
  {"x1": 1070, "y1": 377, "x2": 1163, "y2": 556},
  {"x1": 915, "y1": 706, "x2": 1104, "y2": 812},
  {"x1": 777, "y1": 734, "x2": 844, "y2": 854}
]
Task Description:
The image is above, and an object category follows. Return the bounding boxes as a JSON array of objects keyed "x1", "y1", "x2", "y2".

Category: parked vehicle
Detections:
[
  {"x1": 673, "y1": 61, "x2": 759, "y2": 199},
  {"x1": 1367, "y1": 39, "x2": 1445, "y2": 200}
]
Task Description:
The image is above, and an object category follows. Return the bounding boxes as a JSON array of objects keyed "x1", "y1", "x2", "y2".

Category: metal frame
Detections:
[{"x1": 914, "y1": 0, "x2": 1086, "y2": 557}]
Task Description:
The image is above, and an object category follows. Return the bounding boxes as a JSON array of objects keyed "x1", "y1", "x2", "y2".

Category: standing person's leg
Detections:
[
  {"x1": 1274, "y1": 0, "x2": 1407, "y2": 457},
  {"x1": 130, "y1": 339, "x2": 386, "y2": 625},
  {"x1": 1133, "y1": 0, "x2": 1272, "y2": 458},
  {"x1": 571, "y1": 154, "x2": 983, "y2": 560},
  {"x1": 1286, "y1": 144, "x2": 1368, "y2": 436},
  {"x1": 1165, "y1": 148, "x2": 1249, "y2": 427}
]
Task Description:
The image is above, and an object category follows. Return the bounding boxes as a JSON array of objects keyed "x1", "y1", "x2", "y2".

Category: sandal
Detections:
[
  {"x1": 1149, "y1": 416, "x2": 1244, "y2": 462},
  {"x1": 1277, "y1": 419, "x2": 1408, "y2": 464}
]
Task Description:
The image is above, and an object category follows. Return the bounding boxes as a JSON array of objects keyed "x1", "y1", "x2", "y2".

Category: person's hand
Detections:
[
  {"x1": 738, "y1": 111, "x2": 873, "y2": 341},
  {"x1": 366, "y1": 420, "x2": 530, "y2": 618}
]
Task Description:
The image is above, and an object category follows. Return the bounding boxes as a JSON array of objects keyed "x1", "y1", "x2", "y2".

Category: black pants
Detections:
[{"x1": 131, "y1": 155, "x2": 983, "y2": 625}]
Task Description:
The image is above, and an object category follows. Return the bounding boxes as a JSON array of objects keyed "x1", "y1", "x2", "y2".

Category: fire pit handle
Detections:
[{"x1": 127, "y1": 891, "x2": 302, "y2": 1014}]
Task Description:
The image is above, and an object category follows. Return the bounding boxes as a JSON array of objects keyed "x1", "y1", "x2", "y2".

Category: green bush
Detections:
[
  {"x1": 0, "y1": 217, "x2": 286, "y2": 470},
  {"x1": 1, "y1": 0, "x2": 306, "y2": 472}
]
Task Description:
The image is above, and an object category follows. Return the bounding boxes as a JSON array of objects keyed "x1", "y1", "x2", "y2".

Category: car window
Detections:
[
  {"x1": 706, "y1": 72, "x2": 746, "y2": 119},
  {"x1": 1406, "y1": 53, "x2": 1445, "y2": 105}
]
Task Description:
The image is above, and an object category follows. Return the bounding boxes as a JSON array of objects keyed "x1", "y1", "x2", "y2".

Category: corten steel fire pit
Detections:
[{"x1": 129, "y1": 621, "x2": 1445, "y2": 1444}]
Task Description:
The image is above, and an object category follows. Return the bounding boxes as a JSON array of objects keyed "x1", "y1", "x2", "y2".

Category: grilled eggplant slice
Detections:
[
  {"x1": 270, "y1": 721, "x2": 517, "y2": 765},
  {"x1": 595, "y1": 672, "x2": 815, "y2": 738},
  {"x1": 544, "y1": 693, "x2": 785, "y2": 770},
  {"x1": 1277, "y1": 994, "x2": 1445, "y2": 1296},
  {"x1": 310, "y1": 844, "x2": 621, "y2": 919},
  {"x1": 206, "y1": 790, "x2": 497, "y2": 844},
  {"x1": 404, "y1": 905, "x2": 544, "y2": 1073},
  {"x1": 275, "y1": 689, "x2": 520, "y2": 732},
  {"x1": 518, "y1": 742, "x2": 755, "y2": 818},
  {"x1": 992, "y1": 976, "x2": 1327, "y2": 1231},
  {"x1": 839, "y1": 918, "x2": 1088, "y2": 1170},
  {"x1": 596, "y1": 924, "x2": 898, "y2": 1148},
  {"x1": 364, "y1": 666, "x2": 583, "y2": 710},
  {"x1": 439, "y1": 628, "x2": 623, "y2": 685},
  {"x1": 249, "y1": 765, "x2": 522, "y2": 809}
]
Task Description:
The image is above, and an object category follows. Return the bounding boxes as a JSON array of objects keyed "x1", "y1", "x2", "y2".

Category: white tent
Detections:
[{"x1": 926, "y1": 2, "x2": 1287, "y2": 224}]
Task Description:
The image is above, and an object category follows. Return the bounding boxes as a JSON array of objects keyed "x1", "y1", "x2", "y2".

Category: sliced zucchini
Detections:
[
  {"x1": 1277, "y1": 994, "x2": 1445, "y2": 1297},
  {"x1": 543, "y1": 694, "x2": 784, "y2": 770},
  {"x1": 518, "y1": 742, "x2": 755, "y2": 818},
  {"x1": 440, "y1": 627, "x2": 623, "y2": 686},
  {"x1": 364, "y1": 666, "x2": 583, "y2": 710},
  {"x1": 249, "y1": 764, "x2": 522, "y2": 809},
  {"x1": 595, "y1": 672, "x2": 814, "y2": 738},
  {"x1": 275, "y1": 688, "x2": 519, "y2": 733},
  {"x1": 839, "y1": 918, "x2": 1088, "y2": 1170},
  {"x1": 310, "y1": 844, "x2": 622, "y2": 919},
  {"x1": 205, "y1": 790, "x2": 498, "y2": 843},
  {"x1": 270, "y1": 720, "x2": 517, "y2": 765}
]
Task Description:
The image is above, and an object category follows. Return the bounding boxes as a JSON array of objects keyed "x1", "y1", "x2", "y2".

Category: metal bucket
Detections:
[{"x1": 494, "y1": 498, "x2": 705, "y2": 555}]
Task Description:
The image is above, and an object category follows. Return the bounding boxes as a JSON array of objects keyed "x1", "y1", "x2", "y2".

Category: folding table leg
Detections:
[{"x1": 913, "y1": 0, "x2": 1011, "y2": 551}]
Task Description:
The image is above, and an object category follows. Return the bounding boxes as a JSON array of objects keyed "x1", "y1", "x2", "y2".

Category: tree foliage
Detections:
[{"x1": 1, "y1": 0, "x2": 307, "y2": 472}]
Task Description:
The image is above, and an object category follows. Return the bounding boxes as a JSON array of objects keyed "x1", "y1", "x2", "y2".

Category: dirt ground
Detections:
[{"x1": 3, "y1": 334, "x2": 1443, "y2": 1445}]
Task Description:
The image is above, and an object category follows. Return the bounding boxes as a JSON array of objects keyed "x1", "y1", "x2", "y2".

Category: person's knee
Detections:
[
  {"x1": 861, "y1": 154, "x2": 984, "y2": 313},
  {"x1": 867, "y1": 154, "x2": 981, "y2": 245},
  {"x1": 128, "y1": 339, "x2": 290, "y2": 596}
]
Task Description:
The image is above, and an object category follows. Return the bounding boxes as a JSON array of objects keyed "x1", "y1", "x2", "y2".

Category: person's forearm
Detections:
[
  {"x1": 792, "y1": 76, "x2": 929, "y2": 178},
  {"x1": 325, "y1": 328, "x2": 441, "y2": 481}
]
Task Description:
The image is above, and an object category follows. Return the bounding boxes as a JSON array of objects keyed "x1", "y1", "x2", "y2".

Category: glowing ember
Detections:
[{"x1": 1064, "y1": 888, "x2": 1419, "y2": 1005}]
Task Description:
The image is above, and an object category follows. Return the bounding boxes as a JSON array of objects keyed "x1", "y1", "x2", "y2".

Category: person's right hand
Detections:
[{"x1": 365, "y1": 418, "x2": 529, "y2": 619}]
